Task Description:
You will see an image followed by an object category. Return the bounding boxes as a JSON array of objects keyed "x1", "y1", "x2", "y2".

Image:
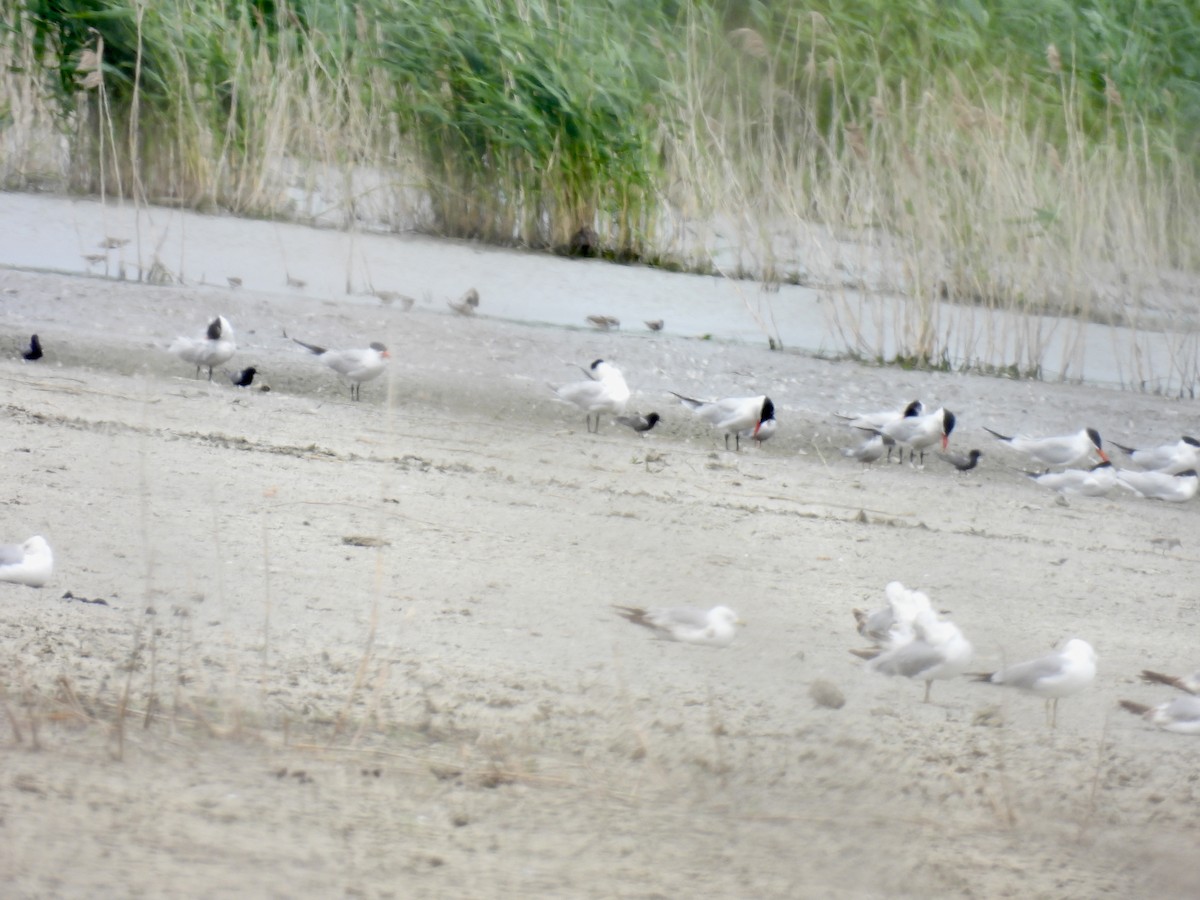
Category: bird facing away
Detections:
[
  {"x1": 22, "y1": 334, "x2": 43, "y2": 361},
  {"x1": 0, "y1": 536, "x2": 54, "y2": 588},
  {"x1": 842, "y1": 433, "x2": 895, "y2": 466},
  {"x1": 291, "y1": 335, "x2": 390, "y2": 401},
  {"x1": 551, "y1": 359, "x2": 630, "y2": 433},
  {"x1": 671, "y1": 392, "x2": 775, "y2": 451},
  {"x1": 615, "y1": 412, "x2": 661, "y2": 433},
  {"x1": 865, "y1": 608, "x2": 974, "y2": 703},
  {"x1": 1141, "y1": 669, "x2": 1200, "y2": 695},
  {"x1": 1110, "y1": 436, "x2": 1200, "y2": 474},
  {"x1": 1115, "y1": 468, "x2": 1199, "y2": 503},
  {"x1": 974, "y1": 638, "x2": 1097, "y2": 728},
  {"x1": 852, "y1": 581, "x2": 935, "y2": 647},
  {"x1": 228, "y1": 366, "x2": 258, "y2": 388},
  {"x1": 614, "y1": 604, "x2": 743, "y2": 647},
  {"x1": 1030, "y1": 461, "x2": 1117, "y2": 497},
  {"x1": 448, "y1": 288, "x2": 480, "y2": 315},
  {"x1": 983, "y1": 426, "x2": 1108, "y2": 469},
  {"x1": 1119, "y1": 696, "x2": 1200, "y2": 734},
  {"x1": 170, "y1": 315, "x2": 236, "y2": 381}
]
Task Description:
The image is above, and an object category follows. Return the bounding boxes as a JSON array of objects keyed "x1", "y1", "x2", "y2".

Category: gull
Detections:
[
  {"x1": 0, "y1": 536, "x2": 54, "y2": 588},
  {"x1": 1030, "y1": 461, "x2": 1117, "y2": 497},
  {"x1": 227, "y1": 366, "x2": 258, "y2": 388},
  {"x1": 551, "y1": 359, "x2": 630, "y2": 433},
  {"x1": 937, "y1": 449, "x2": 982, "y2": 472},
  {"x1": 169, "y1": 315, "x2": 236, "y2": 381},
  {"x1": 290, "y1": 334, "x2": 390, "y2": 401},
  {"x1": 1119, "y1": 696, "x2": 1200, "y2": 734},
  {"x1": 842, "y1": 433, "x2": 895, "y2": 466},
  {"x1": 1141, "y1": 669, "x2": 1200, "y2": 695},
  {"x1": 973, "y1": 638, "x2": 1096, "y2": 727},
  {"x1": 1115, "y1": 468, "x2": 1199, "y2": 503},
  {"x1": 448, "y1": 288, "x2": 480, "y2": 316},
  {"x1": 615, "y1": 412, "x2": 661, "y2": 433},
  {"x1": 983, "y1": 426, "x2": 1108, "y2": 469},
  {"x1": 852, "y1": 581, "x2": 934, "y2": 647},
  {"x1": 863, "y1": 609, "x2": 974, "y2": 703},
  {"x1": 670, "y1": 392, "x2": 775, "y2": 451},
  {"x1": 22, "y1": 334, "x2": 43, "y2": 361},
  {"x1": 1110, "y1": 436, "x2": 1200, "y2": 474},
  {"x1": 614, "y1": 604, "x2": 743, "y2": 647},
  {"x1": 879, "y1": 407, "x2": 956, "y2": 466}
]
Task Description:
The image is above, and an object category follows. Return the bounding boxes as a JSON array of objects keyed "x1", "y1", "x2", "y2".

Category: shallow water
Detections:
[{"x1": 0, "y1": 193, "x2": 1192, "y2": 393}]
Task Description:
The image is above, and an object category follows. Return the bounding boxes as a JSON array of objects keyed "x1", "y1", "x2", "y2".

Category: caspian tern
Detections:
[
  {"x1": 615, "y1": 412, "x2": 661, "y2": 433},
  {"x1": 291, "y1": 335, "x2": 390, "y2": 401},
  {"x1": 1119, "y1": 696, "x2": 1200, "y2": 734},
  {"x1": 1141, "y1": 669, "x2": 1200, "y2": 695},
  {"x1": 670, "y1": 392, "x2": 775, "y2": 451},
  {"x1": 863, "y1": 608, "x2": 974, "y2": 703},
  {"x1": 835, "y1": 399, "x2": 924, "y2": 431},
  {"x1": 983, "y1": 426, "x2": 1108, "y2": 469},
  {"x1": 22, "y1": 334, "x2": 43, "y2": 361},
  {"x1": 842, "y1": 433, "x2": 895, "y2": 466},
  {"x1": 614, "y1": 604, "x2": 743, "y2": 647},
  {"x1": 1111, "y1": 436, "x2": 1200, "y2": 474},
  {"x1": 551, "y1": 359, "x2": 630, "y2": 432},
  {"x1": 0, "y1": 535, "x2": 54, "y2": 588},
  {"x1": 973, "y1": 638, "x2": 1096, "y2": 728},
  {"x1": 879, "y1": 407, "x2": 956, "y2": 466},
  {"x1": 170, "y1": 315, "x2": 236, "y2": 381},
  {"x1": 1115, "y1": 468, "x2": 1199, "y2": 502},
  {"x1": 1030, "y1": 461, "x2": 1117, "y2": 497}
]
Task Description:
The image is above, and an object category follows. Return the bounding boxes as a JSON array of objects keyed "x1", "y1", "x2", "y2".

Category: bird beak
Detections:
[
  {"x1": 382, "y1": 350, "x2": 391, "y2": 359},
  {"x1": 941, "y1": 434, "x2": 949, "y2": 450},
  {"x1": 1097, "y1": 448, "x2": 1109, "y2": 462},
  {"x1": 753, "y1": 422, "x2": 762, "y2": 436}
]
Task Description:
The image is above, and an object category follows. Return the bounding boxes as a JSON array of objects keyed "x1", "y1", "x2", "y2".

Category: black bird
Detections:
[
  {"x1": 616, "y1": 412, "x2": 661, "y2": 433},
  {"x1": 937, "y1": 449, "x2": 982, "y2": 471},
  {"x1": 22, "y1": 334, "x2": 43, "y2": 361},
  {"x1": 228, "y1": 366, "x2": 258, "y2": 387}
]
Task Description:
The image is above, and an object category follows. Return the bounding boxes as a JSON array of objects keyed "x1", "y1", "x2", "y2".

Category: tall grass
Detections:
[{"x1": 5, "y1": 0, "x2": 1200, "y2": 389}]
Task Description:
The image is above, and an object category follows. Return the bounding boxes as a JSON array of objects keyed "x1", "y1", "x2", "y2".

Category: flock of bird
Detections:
[{"x1": 6, "y1": 314, "x2": 1196, "y2": 738}]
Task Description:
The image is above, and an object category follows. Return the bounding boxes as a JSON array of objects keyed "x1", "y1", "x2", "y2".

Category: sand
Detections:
[{"x1": 1, "y1": 260, "x2": 1198, "y2": 898}]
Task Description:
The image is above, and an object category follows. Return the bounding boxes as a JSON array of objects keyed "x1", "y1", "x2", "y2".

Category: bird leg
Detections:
[{"x1": 923, "y1": 680, "x2": 933, "y2": 703}]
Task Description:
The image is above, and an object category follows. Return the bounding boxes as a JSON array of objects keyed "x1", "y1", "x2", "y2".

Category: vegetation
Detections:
[{"x1": 3, "y1": 0, "x2": 1200, "y2": 388}]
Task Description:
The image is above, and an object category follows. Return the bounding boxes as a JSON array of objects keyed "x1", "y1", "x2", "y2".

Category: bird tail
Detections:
[
  {"x1": 669, "y1": 391, "x2": 703, "y2": 409},
  {"x1": 968, "y1": 671, "x2": 997, "y2": 682},
  {"x1": 1118, "y1": 699, "x2": 1151, "y2": 716},
  {"x1": 1141, "y1": 669, "x2": 1186, "y2": 691},
  {"x1": 289, "y1": 334, "x2": 326, "y2": 355},
  {"x1": 1110, "y1": 441, "x2": 1137, "y2": 455},
  {"x1": 612, "y1": 605, "x2": 649, "y2": 626},
  {"x1": 848, "y1": 647, "x2": 882, "y2": 661},
  {"x1": 983, "y1": 426, "x2": 1012, "y2": 442}
]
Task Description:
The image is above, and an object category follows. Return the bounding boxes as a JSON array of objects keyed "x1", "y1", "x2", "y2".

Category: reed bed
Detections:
[{"x1": 5, "y1": 0, "x2": 1200, "y2": 390}]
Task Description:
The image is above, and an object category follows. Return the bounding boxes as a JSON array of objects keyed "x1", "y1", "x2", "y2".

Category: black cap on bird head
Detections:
[
  {"x1": 1184, "y1": 436, "x2": 1200, "y2": 448},
  {"x1": 589, "y1": 359, "x2": 605, "y2": 371},
  {"x1": 760, "y1": 397, "x2": 775, "y2": 423},
  {"x1": 902, "y1": 399, "x2": 923, "y2": 417},
  {"x1": 206, "y1": 317, "x2": 224, "y2": 340},
  {"x1": 1086, "y1": 427, "x2": 1102, "y2": 449}
]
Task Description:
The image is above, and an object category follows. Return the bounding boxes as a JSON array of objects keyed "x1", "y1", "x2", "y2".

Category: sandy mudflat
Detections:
[{"x1": 1, "y1": 262, "x2": 1199, "y2": 898}]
